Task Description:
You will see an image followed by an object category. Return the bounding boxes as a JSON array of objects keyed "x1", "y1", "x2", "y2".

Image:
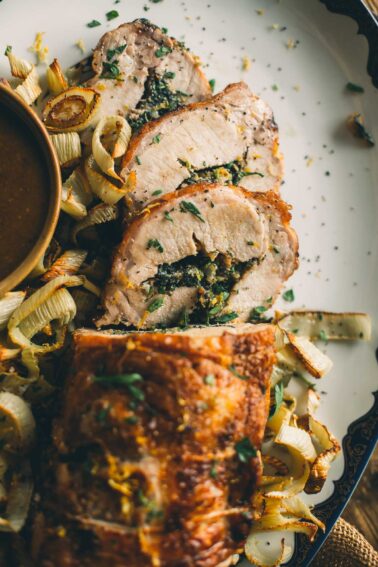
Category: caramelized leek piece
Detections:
[
  {"x1": 245, "y1": 535, "x2": 292, "y2": 567},
  {"x1": 85, "y1": 156, "x2": 131, "y2": 205},
  {"x1": 5, "y1": 47, "x2": 32, "y2": 79},
  {"x1": 50, "y1": 132, "x2": 81, "y2": 167},
  {"x1": 41, "y1": 249, "x2": 87, "y2": 282},
  {"x1": 42, "y1": 87, "x2": 101, "y2": 132},
  {"x1": 247, "y1": 499, "x2": 318, "y2": 541},
  {"x1": 72, "y1": 202, "x2": 118, "y2": 244},
  {"x1": 298, "y1": 414, "x2": 341, "y2": 494},
  {"x1": 8, "y1": 275, "x2": 82, "y2": 352},
  {"x1": 61, "y1": 166, "x2": 93, "y2": 219},
  {"x1": 46, "y1": 58, "x2": 68, "y2": 95},
  {"x1": 286, "y1": 332, "x2": 333, "y2": 379},
  {"x1": 277, "y1": 311, "x2": 372, "y2": 342},
  {"x1": 14, "y1": 66, "x2": 42, "y2": 105},
  {"x1": 0, "y1": 392, "x2": 35, "y2": 453},
  {"x1": 0, "y1": 460, "x2": 33, "y2": 533},
  {"x1": 0, "y1": 292, "x2": 25, "y2": 331},
  {"x1": 92, "y1": 115, "x2": 132, "y2": 181}
]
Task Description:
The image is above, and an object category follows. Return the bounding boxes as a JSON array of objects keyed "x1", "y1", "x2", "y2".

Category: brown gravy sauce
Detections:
[{"x1": 0, "y1": 103, "x2": 48, "y2": 280}]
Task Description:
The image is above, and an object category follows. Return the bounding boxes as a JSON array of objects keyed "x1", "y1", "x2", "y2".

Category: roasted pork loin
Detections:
[
  {"x1": 99, "y1": 184, "x2": 298, "y2": 328},
  {"x1": 119, "y1": 82, "x2": 283, "y2": 213},
  {"x1": 33, "y1": 324, "x2": 276, "y2": 567},
  {"x1": 86, "y1": 19, "x2": 211, "y2": 124}
]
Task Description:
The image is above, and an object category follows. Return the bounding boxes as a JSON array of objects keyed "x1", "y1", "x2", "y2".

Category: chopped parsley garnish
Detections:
[
  {"x1": 346, "y1": 82, "x2": 364, "y2": 93},
  {"x1": 229, "y1": 364, "x2": 248, "y2": 380},
  {"x1": 136, "y1": 155, "x2": 141, "y2": 165},
  {"x1": 249, "y1": 305, "x2": 271, "y2": 323},
  {"x1": 4, "y1": 45, "x2": 12, "y2": 56},
  {"x1": 162, "y1": 27, "x2": 168, "y2": 34},
  {"x1": 179, "y1": 200, "x2": 205, "y2": 222},
  {"x1": 152, "y1": 189, "x2": 163, "y2": 196},
  {"x1": 204, "y1": 374, "x2": 215, "y2": 386},
  {"x1": 101, "y1": 61, "x2": 121, "y2": 80},
  {"x1": 147, "y1": 296, "x2": 164, "y2": 313},
  {"x1": 92, "y1": 373, "x2": 145, "y2": 402},
  {"x1": 96, "y1": 406, "x2": 110, "y2": 422},
  {"x1": 348, "y1": 113, "x2": 375, "y2": 147},
  {"x1": 210, "y1": 462, "x2": 218, "y2": 478},
  {"x1": 164, "y1": 71, "x2": 176, "y2": 80},
  {"x1": 215, "y1": 311, "x2": 238, "y2": 324},
  {"x1": 269, "y1": 381, "x2": 284, "y2": 417},
  {"x1": 235, "y1": 437, "x2": 257, "y2": 463},
  {"x1": 106, "y1": 44, "x2": 126, "y2": 61},
  {"x1": 87, "y1": 20, "x2": 101, "y2": 28},
  {"x1": 147, "y1": 238, "x2": 164, "y2": 253},
  {"x1": 209, "y1": 78, "x2": 216, "y2": 92},
  {"x1": 282, "y1": 289, "x2": 295, "y2": 302},
  {"x1": 152, "y1": 133, "x2": 162, "y2": 144},
  {"x1": 319, "y1": 329, "x2": 328, "y2": 343},
  {"x1": 125, "y1": 415, "x2": 138, "y2": 425},
  {"x1": 271, "y1": 84, "x2": 279, "y2": 91},
  {"x1": 106, "y1": 10, "x2": 119, "y2": 21},
  {"x1": 155, "y1": 45, "x2": 172, "y2": 58},
  {"x1": 164, "y1": 211, "x2": 173, "y2": 222},
  {"x1": 273, "y1": 246, "x2": 280, "y2": 254}
]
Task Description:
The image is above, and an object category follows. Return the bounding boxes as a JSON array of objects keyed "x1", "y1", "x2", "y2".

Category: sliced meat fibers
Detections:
[
  {"x1": 120, "y1": 82, "x2": 283, "y2": 213},
  {"x1": 87, "y1": 19, "x2": 211, "y2": 124},
  {"x1": 33, "y1": 324, "x2": 276, "y2": 567},
  {"x1": 99, "y1": 183, "x2": 298, "y2": 328}
]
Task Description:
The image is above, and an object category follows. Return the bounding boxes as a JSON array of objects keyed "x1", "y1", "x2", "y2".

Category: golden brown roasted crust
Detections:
[{"x1": 34, "y1": 326, "x2": 276, "y2": 567}]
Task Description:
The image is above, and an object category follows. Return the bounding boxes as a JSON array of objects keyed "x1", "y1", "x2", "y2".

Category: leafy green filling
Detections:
[
  {"x1": 128, "y1": 73, "x2": 189, "y2": 131},
  {"x1": 146, "y1": 251, "x2": 258, "y2": 325},
  {"x1": 179, "y1": 158, "x2": 264, "y2": 187}
]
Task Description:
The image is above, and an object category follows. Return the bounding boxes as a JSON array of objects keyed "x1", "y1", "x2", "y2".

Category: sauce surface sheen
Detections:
[{"x1": 0, "y1": 104, "x2": 48, "y2": 280}]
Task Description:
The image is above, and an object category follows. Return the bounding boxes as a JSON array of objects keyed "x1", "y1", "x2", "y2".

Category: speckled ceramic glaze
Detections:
[{"x1": 0, "y1": 0, "x2": 377, "y2": 564}]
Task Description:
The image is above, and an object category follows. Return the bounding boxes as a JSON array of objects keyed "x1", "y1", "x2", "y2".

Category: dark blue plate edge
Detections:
[
  {"x1": 320, "y1": 0, "x2": 378, "y2": 87},
  {"x1": 287, "y1": 391, "x2": 378, "y2": 566},
  {"x1": 287, "y1": 2, "x2": 378, "y2": 565}
]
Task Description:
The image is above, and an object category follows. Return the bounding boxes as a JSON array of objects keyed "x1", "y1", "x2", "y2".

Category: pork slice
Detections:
[
  {"x1": 99, "y1": 183, "x2": 298, "y2": 328},
  {"x1": 86, "y1": 19, "x2": 211, "y2": 122},
  {"x1": 119, "y1": 82, "x2": 283, "y2": 212}
]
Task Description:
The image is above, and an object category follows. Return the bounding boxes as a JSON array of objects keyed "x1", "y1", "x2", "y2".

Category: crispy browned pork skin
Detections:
[
  {"x1": 86, "y1": 19, "x2": 211, "y2": 123},
  {"x1": 33, "y1": 324, "x2": 276, "y2": 567},
  {"x1": 119, "y1": 82, "x2": 283, "y2": 213},
  {"x1": 99, "y1": 183, "x2": 298, "y2": 328}
]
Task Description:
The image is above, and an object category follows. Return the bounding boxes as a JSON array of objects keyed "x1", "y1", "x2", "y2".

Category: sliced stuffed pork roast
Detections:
[
  {"x1": 33, "y1": 324, "x2": 276, "y2": 567},
  {"x1": 99, "y1": 183, "x2": 298, "y2": 328},
  {"x1": 86, "y1": 19, "x2": 211, "y2": 124},
  {"x1": 119, "y1": 82, "x2": 283, "y2": 213}
]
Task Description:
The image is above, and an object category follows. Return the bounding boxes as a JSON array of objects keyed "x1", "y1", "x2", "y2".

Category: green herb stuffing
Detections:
[
  {"x1": 128, "y1": 73, "x2": 189, "y2": 131},
  {"x1": 164, "y1": 211, "x2": 173, "y2": 222},
  {"x1": 146, "y1": 251, "x2": 257, "y2": 325},
  {"x1": 235, "y1": 437, "x2": 257, "y2": 463},
  {"x1": 152, "y1": 189, "x2": 163, "y2": 196},
  {"x1": 179, "y1": 158, "x2": 264, "y2": 188},
  {"x1": 318, "y1": 329, "x2": 328, "y2": 343},
  {"x1": 152, "y1": 133, "x2": 162, "y2": 144}
]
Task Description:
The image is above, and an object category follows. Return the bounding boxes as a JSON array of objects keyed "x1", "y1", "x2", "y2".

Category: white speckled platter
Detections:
[{"x1": 0, "y1": 0, "x2": 377, "y2": 564}]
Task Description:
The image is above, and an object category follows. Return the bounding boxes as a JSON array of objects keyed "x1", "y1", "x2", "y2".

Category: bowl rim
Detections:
[{"x1": 0, "y1": 83, "x2": 61, "y2": 296}]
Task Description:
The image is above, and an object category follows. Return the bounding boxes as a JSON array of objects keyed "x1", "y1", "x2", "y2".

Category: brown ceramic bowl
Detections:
[{"x1": 0, "y1": 84, "x2": 61, "y2": 296}]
